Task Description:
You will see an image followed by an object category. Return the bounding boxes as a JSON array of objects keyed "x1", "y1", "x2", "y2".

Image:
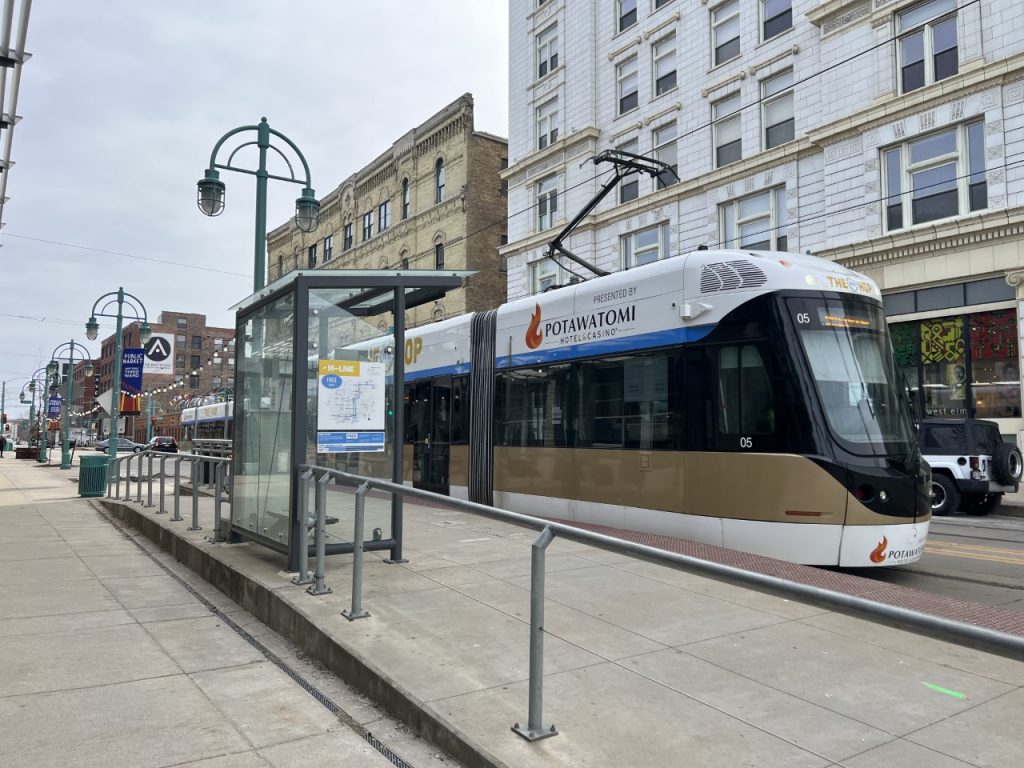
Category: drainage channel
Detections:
[{"x1": 101, "y1": 510, "x2": 416, "y2": 768}]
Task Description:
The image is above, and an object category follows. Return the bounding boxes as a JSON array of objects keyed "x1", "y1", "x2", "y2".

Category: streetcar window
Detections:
[
  {"x1": 451, "y1": 376, "x2": 469, "y2": 445},
  {"x1": 715, "y1": 345, "x2": 774, "y2": 436}
]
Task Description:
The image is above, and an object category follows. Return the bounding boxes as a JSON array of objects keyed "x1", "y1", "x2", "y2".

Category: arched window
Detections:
[
  {"x1": 277, "y1": 255, "x2": 283, "y2": 278},
  {"x1": 435, "y1": 159, "x2": 445, "y2": 204},
  {"x1": 434, "y1": 241, "x2": 445, "y2": 270},
  {"x1": 402, "y1": 178, "x2": 410, "y2": 220}
]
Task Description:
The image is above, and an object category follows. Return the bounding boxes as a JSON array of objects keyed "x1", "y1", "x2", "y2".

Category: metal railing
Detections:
[
  {"x1": 93, "y1": 453, "x2": 1024, "y2": 743},
  {"x1": 106, "y1": 450, "x2": 232, "y2": 543},
  {"x1": 293, "y1": 463, "x2": 1024, "y2": 742}
]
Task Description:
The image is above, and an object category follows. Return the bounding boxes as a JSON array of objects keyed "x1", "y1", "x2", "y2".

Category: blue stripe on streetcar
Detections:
[{"x1": 397, "y1": 324, "x2": 716, "y2": 381}]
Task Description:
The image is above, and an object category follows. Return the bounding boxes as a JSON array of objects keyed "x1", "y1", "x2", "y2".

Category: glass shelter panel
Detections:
[
  {"x1": 305, "y1": 287, "x2": 397, "y2": 545},
  {"x1": 232, "y1": 292, "x2": 295, "y2": 548}
]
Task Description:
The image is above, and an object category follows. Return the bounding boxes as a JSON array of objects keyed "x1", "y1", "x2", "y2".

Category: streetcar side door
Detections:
[{"x1": 408, "y1": 377, "x2": 451, "y2": 495}]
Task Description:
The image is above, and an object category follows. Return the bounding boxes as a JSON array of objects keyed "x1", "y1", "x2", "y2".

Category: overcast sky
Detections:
[{"x1": 1, "y1": 0, "x2": 508, "y2": 416}]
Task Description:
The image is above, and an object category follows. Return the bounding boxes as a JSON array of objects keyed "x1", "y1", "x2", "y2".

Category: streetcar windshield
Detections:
[{"x1": 788, "y1": 297, "x2": 915, "y2": 456}]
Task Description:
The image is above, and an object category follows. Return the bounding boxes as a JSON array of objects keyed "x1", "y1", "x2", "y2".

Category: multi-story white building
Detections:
[{"x1": 504, "y1": 0, "x2": 1024, "y2": 439}]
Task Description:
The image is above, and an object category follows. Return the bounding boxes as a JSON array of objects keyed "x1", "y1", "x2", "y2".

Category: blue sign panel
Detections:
[
  {"x1": 121, "y1": 348, "x2": 145, "y2": 394},
  {"x1": 47, "y1": 396, "x2": 63, "y2": 417},
  {"x1": 316, "y1": 431, "x2": 385, "y2": 453}
]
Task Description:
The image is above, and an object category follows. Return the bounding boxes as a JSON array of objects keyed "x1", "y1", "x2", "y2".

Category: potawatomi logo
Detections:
[{"x1": 526, "y1": 304, "x2": 543, "y2": 349}]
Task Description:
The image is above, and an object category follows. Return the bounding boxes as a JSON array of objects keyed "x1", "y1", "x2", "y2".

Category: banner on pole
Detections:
[
  {"x1": 121, "y1": 348, "x2": 145, "y2": 394},
  {"x1": 47, "y1": 396, "x2": 62, "y2": 418}
]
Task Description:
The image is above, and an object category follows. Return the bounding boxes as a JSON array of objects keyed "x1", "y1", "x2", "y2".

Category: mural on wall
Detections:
[
  {"x1": 920, "y1": 318, "x2": 965, "y2": 364},
  {"x1": 969, "y1": 310, "x2": 1017, "y2": 361}
]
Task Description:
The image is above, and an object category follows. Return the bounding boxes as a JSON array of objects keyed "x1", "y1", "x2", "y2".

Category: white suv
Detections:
[{"x1": 918, "y1": 418, "x2": 1022, "y2": 516}]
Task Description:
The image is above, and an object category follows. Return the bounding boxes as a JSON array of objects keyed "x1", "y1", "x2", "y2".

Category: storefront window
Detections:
[
  {"x1": 920, "y1": 317, "x2": 967, "y2": 417},
  {"x1": 969, "y1": 310, "x2": 1021, "y2": 418},
  {"x1": 890, "y1": 309, "x2": 1021, "y2": 421}
]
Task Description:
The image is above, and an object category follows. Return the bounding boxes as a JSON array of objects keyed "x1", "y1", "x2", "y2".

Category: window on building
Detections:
[
  {"x1": 190, "y1": 355, "x2": 200, "y2": 369},
  {"x1": 713, "y1": 92, "x2": 742, "y2": 167},
  {"x1": 214, "y1": 337, "x2": 223, "y2": 350},
  {"x1": 712, "y1": 1, "x2": 740, "y2": 66},
  {"x1": 401, "y1": 257, "x2": 409, "y2": 269},
  {"x1": 652, "y1": 34, "x2": 677, "y2": 97},
  {"x1": 617, "y1": 55, "x2": 639, "y2": 114},
  {"x1": 536, "y1": 98, "x2": 559, "y2": 150},
  {"x1": 622, "y1": 222, "x2": 669, "y2": 269},
  {"x1": 189, "y1": 375, "x2": 199, "y2": 389},
  {"x1": 176, "y1": 318, "x2": 187, "y2": 329},
  {"x1": 378, "y1": 200, "x2": 391, "y2": 232},
  {"x1": 307, "y1": 243, "x2": 317, "y2": 269},
  {"x1": 618, "y1": 0, "x2": 637, "y2": 32},
  {"x1": 619, "y1": 139, "x2": 640, "y2": 203},
  {"x1": 537, "y1": 175, "x2": 558, "y2": 231},
  {"x1": 191, "y1": 335, "x2": 202, "y2": 350},
  {"x1": 176, "y1": 355, "x2": 185, "y2": 369},
  {"x1": 434, "y1": 242, "x2": 445, "y2": 270},
  {"x1": 175, "y1": 375, "x2": 184, "y2": 385},
  {"x1": 654, "y1": 0, "x2": 672, "y2": 9},
  {"x1": 228, "y1": 340, "x2": 235, "y2": 352},
  {"x1": 537, "y1": 23, "x2": 558, "y2": 78},
  {"x1": 721, "y1": 187, "x2": 788, "y2": 251},
  {"x1": 401, "y1": 178, "x2": 410, "y2": 220},
  {"x1": 323, "y1": 235, "x2": 333, "y2": 262},
  {"x1": 212, "y1": 376, "x2": 222, "y2": 387},
  {"x1": 176, "y1": 334, "x2": 186, "y2": 345},
  {"x1": 530, "y1": 258, "x2": 564, "y2": 294},
  {"x1": 362, "y1": 211, "x2": 373, "y2": 241},
  {"x1": 277, "y1": 255, "x2": 283, "y2": 277},
  {"x1": 883, "y1": 120, "x2": 986, "y2": 232},
  {"x1": 213, "y1": 356, "x2": 222, "y2": 367},
  {"x1": 343, "y1": 223, "x2": 353, "y2": 251},
  {"x1": 762, "y1": 69, "x2": 795, "y2": 149},
  {"x1": 435, "y1": 158, "x2": 445, "y2": 203},
  {"x1": 653, "y1": 122, "x2": 677, "y2": 189},
  {"x1": 762, "y1": 0, "x2": 792, "y2": 40},
  {"x1": 897, "y1": 0, "x2": 957, "y2": 94}
]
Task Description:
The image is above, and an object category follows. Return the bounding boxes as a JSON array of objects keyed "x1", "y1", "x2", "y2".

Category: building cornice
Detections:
[
  {"x1": 822, "y1": 205, "x2": 1024, "y2": 270},
  {"x1": 503, "y1": 127, "x2": 601, "y2": 180},
  {"x1": 806, "y1": 52, "x2": 1024, "y2": 148}
]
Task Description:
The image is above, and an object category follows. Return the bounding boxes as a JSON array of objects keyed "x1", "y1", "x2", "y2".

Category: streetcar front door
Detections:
[{"x1": 409, "y1": 377, "x2": 451, "y2": 495}]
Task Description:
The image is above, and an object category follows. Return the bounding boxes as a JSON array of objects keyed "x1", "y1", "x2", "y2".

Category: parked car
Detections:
[
  {"x1": 917, "y1": 418, "x2": 1023, "y2": 516},
  {"x1": 145, "y1": 436, "x2": 178, "y2": 453},
  {"x1": 95, "y1": 437, "x2": 145, "y2": 453}
]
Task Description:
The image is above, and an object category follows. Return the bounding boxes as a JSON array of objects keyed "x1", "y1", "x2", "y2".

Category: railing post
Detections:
[
  {"x1": 512, "y1": 525, "x2": 558, "y2": 742},
  {"x1": 106, "y1": 457, "x2": 113, "y2": 498},
  {"x1": 188, "y1": 457, "x2": 201, "y2": 531},
  {"x1": 115, "y1": 456, "x2": 123, "y2": 500},
  {"x1": 171, "y1": 456, "x2": 183, "y2": 522},
  {"x1": 157, "y1": 455, "x2": 168, "y2": 514},
  {"x1": 135, "y1": 452, "x2": 144, "y2": 503},
  {"x1": 211, "y1": 461, "x2": 226, "y2": 543},
  {"x1": 307, "y1": 473, "x2": 332, "y2": 596},
  {"x1": 145, "y1": 452, "x2": 154, "y2": 508},
  {"x1": 291, "y1": 470, "x2": 314, "y2": 585},
  {"x1": 342, "y1": 481, "x2": 371, "y2": 620}
]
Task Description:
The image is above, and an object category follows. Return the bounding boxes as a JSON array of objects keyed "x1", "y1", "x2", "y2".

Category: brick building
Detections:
[
  {"x1": 505, "y1": 0, "x2": 1024, "y2": 440},
  {"x1": 267, "y1": 93, "x2": 508, "y2": 330},
  {"x1": 91, "y1": 311, "x2": 234, "y2": 438}
]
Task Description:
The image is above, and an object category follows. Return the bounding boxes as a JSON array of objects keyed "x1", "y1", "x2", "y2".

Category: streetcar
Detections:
[
  {"x1": 352, "y1": 248, "x2": 930, "y2": 568},
  {"x1": 180, "y1": 399, "x2": 233, "y2": 444}
]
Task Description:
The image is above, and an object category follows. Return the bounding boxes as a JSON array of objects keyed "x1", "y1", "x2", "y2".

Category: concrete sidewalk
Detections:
[
  {"x1": 0, "y1": 456, "x2": 455, "y2": 768},
  {"x1": 6, "y1": 454, "x2": 1024, "y2": 767}
]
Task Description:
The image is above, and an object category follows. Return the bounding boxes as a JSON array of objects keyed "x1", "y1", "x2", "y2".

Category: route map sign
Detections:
[{"x1": 316, "y1": 359, "x2": 385, "y2": 453}]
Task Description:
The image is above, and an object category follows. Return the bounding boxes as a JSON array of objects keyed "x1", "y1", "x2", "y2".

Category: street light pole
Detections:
[
  {"x1": 197, "y1": 118, "x2": 320, "y2": 294},
  {"x1": 86, "y1": 287, "x2": 151, "y2": 468},
  {"x1": 146, "y1": 390, "x2": 154, "y2": 443},
  {"x1": 48, "y1": 340, "x2": 92, "y2": 470}
]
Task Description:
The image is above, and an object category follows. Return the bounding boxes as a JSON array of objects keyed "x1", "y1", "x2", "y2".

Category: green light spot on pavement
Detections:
[{"x1": 923, "y1": 682, "x2": 966, "y2": 699}]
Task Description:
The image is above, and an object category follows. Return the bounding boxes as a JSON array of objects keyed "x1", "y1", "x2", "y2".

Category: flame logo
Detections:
[
  {"x1": 525, "y1": 303, "x2": 543, "y2": 350},
  {"x1": 869, "y1": 536, "x2": 888, "y2": 564}
]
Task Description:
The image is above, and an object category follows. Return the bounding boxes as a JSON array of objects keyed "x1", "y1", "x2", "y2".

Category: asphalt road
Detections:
[{"x1": 849, "y1": 510, "x2": 1024, "y2": 612}]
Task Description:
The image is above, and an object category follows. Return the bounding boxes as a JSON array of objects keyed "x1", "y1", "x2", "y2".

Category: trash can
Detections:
[{"x1": 79, "y1": 455, "x2": 110, "y2": 497}]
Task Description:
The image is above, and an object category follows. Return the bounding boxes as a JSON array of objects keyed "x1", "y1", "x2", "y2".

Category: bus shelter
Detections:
[{"x1": 230, "y1": 269, "x2": 471, "y2": 571}]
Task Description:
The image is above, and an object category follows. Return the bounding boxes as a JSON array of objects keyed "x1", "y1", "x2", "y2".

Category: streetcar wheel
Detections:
[
  {"x1": 931, "y1": 475, "x2": 960, "y2": 516},
  {"x1": 963, "y1": 493, "x2": 1002, "y2": 516}
]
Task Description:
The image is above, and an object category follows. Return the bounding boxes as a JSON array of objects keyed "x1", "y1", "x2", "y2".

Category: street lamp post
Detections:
[
  {"x1": 47, "y1": 340, "x2": 94, "y2": 470},
  {"x1": 197, "y1": 117, "x2": 320, "y2": 294},
  {"x1": 86, "y1": 288, "x2": 151, "y2": 467},
  {"x1": 23, "y1": 367, "x2": 48, "y2": 462}
]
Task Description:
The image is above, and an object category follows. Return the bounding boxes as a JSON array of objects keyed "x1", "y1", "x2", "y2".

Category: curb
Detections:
[{"x1": 95, "y1": 497, "x2": 509, "y2": 768}]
